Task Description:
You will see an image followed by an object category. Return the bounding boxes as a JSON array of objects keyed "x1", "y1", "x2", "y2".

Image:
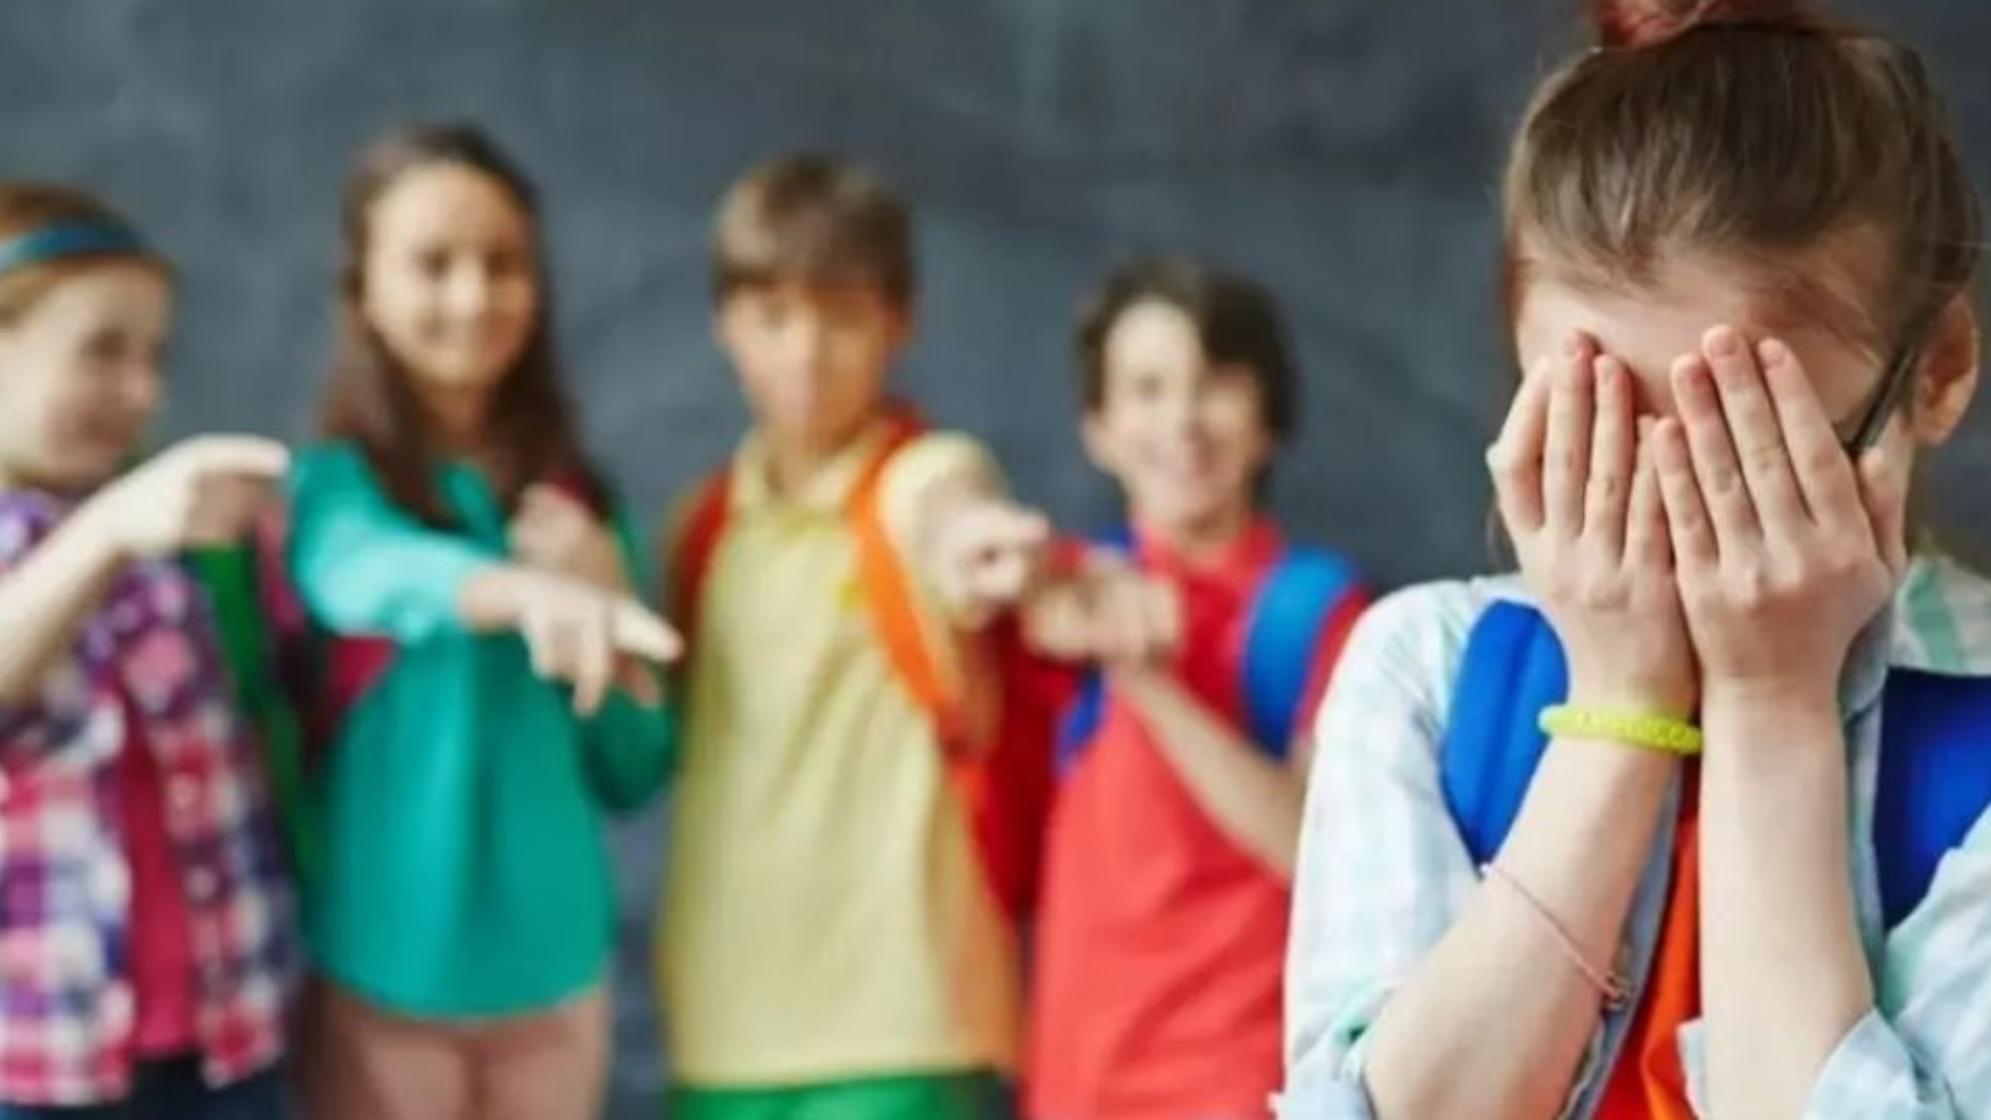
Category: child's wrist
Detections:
[
  {"x1": 1700, "y1": 673, "x2": 1839, "y2": 718},
  {"x1": 459, "y1": 563, "x2": 533, "y2": 631},
  {"x1": 941, "y1": 589, "x2": 1001, "y2": 631},
  {"x1": 65, "y1": 497, "x2": 137, "y2": 568},
  {"x1": 1565, "y1": 675, "x2": 1695, "y2": 723},
  {"x1": 1696, "y1": 676, "x2": 1847, "y2": 744}
]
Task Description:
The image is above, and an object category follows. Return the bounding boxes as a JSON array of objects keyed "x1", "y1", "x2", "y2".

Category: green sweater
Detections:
[{"x1": 286, "y1": 441, "x2": 675, "y2": 1017}]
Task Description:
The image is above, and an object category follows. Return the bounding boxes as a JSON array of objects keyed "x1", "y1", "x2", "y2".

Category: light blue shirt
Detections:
[{"x1": 1282, "y1": 554, "x2": 1991, "y2": 1118}]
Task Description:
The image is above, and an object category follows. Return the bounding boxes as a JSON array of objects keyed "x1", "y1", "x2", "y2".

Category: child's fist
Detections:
[
  {"x1": 96, "y1": 435, "x2": 289, "y2": 558},
  {"x1": 495, "y1": 567, "x2": 680, "y2": 715},
  {"x1": 927, "y1": 500, "x2": 1052, "y2": 622},
  {"x1": 1024, "y1": 554, "x2": 1181, "y2": 666},
  {"x1": 509, "y1": 483, "x2": 629, "y2": 592}
]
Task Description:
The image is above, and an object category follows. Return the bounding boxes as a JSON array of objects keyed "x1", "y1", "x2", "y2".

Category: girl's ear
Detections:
[{"x1": 1911, "y1": 293, "x2": 1980, "y2": 447}]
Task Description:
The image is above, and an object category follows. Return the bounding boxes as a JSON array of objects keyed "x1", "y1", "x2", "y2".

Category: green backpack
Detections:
[{"x1": 186, "y1": 540, "x2": 321, "y2": 892}]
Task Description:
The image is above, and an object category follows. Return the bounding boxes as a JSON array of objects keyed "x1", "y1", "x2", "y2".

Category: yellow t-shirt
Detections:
[{"x1": 658, "y1": 421, "x2": 1021, "y2": 1087}]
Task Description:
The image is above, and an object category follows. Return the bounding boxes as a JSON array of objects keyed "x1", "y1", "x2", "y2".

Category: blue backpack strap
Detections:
[
  {"x1": 1438, "y1": 602, "x2": 1991, "y2": 924},
  {"x1": 1055, "y1": 529, "x2": 1137, "y2": 775},
  {"x1": 1874, "y1": 670, "x2": 1991, "y2": 929},
  {"x1": 1238, "y1": 548, "x2": 1360, "y2": 757},
  {"x1": 1439, "y1": 601, "x2": 1569, "y2": 866}
]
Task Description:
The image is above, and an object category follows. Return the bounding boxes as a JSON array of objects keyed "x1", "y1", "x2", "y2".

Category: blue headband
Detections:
[{"x1": 0, "y1": 222, "x2": 149, "y2": 277}]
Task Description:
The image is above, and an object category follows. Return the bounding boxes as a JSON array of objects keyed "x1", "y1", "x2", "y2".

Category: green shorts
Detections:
[{"x1": 668, "y1": 1069, "x2": 1010, "y2": 1120}]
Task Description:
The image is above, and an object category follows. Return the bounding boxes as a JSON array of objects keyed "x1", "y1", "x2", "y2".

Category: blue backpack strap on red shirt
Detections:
[
  {"x1": 1056, "y1": 529, "x2": 1359, "y2": 772},
  {"x1": 1239, "y1": 548, "x2": 1359, "y2": 758},
  {"x1": 1440, "y1": 599, "x2": 1991, "y2": 929},
  {"x1": 1055, "y1": 529, "x2": 1135, "y2": 775}
]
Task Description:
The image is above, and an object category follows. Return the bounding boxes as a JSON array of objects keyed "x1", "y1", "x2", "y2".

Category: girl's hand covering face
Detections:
[
  {"x1": 1651, "y1": 326, "x2": 1908, "y2": 705},
  {"x1": 1488, "y1": 331, "x2": 1697, "y2": 718}
]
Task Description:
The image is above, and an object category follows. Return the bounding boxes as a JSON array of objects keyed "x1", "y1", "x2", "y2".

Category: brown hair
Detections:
[
  {"x1": 1505, "y1": 0, "x2": 1980, "y2": 362},
  {"x1": 319, "y1": 123, "x2": 602, "y2": 526},
  {"x1": 711, "y1": 153, "x2": 915, "y2": 310},
  {"x1": 1075, "y1": 254, "x2": 1299, "y2": 442},
  {"x1": 0, "y1": 183, "x2": 164, "y2": 328}
]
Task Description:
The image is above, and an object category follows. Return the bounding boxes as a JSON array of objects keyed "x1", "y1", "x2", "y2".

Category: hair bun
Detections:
[{"x1": 1592, "y1": 0, "x2": 1812, "y2": 48}]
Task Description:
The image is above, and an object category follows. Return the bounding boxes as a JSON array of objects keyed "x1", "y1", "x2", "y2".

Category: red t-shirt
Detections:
[
  {"x1": 1025, "y1": 521, "x2": 1363, "y2": 1120},
  {"x1": 118, "y1": 708, "x2": 198, "y2": 1057}
]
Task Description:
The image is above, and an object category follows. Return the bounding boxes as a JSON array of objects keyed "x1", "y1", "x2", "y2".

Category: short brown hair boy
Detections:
[{"x1": 710, "y1": 153, "x2": 915, "y2": 309}]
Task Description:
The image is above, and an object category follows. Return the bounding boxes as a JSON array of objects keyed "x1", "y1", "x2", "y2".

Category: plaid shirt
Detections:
[
  {"x1": 0, "y1": 492, "x2": 293, "y2": 1106},
  {"x1": 1283, "y1": 553, "x2": 1991, "y2": 1119}
]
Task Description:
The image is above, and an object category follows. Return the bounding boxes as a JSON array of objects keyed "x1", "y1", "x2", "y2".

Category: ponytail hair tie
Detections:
[{"x1": 1593, "y1": 0, "x2": 1816, "y2": 49}]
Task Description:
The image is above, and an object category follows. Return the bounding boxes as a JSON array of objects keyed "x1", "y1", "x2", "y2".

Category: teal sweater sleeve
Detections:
[
  {"x1": 287, "y1": 444, "x2": 496, "y2": 643},
  {"x1": 577, "y1": 501, "x2": 677, "y2": 811},
  {"x1": 580, "y1": 692, "x2": 677, "y2": 812}
]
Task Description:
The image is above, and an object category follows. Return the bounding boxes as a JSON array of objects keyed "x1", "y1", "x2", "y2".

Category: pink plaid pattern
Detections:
[{"x1": 0, "y1": 492, "x2": 294, "y2": 1106}]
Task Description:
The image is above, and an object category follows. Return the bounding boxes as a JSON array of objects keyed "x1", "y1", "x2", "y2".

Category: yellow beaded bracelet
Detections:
[{"x1": 1538, "y1": 704, "x2": 1704, "y2": 756}]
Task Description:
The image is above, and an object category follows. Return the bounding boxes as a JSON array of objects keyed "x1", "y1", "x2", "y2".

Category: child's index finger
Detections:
[
  {"x1": 1754, "y1": 337, "x2": 1839, "y2": 442},
  {"x1": 190, "y1": 436, "x2": 291, "y2": 480},
  {"x1": 973, "y1": 506, "x2": 1051, "y2": 552},
  {"x1": 613, "y1": 603, "x2": 684, "y2": 663},
  {"x1": 1757, "y1": 337, "x2": 1863, "y2": 516},
  {"x1": 1701, "y1": 324, "x2": 1805, "y2": 525},
  {"x1": 1492, "y1": 356, "x2": 1554, "y2": 460}
]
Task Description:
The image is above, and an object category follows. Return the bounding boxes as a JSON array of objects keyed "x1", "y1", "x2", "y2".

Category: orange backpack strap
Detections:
[
  {"x1": 671, "y1": 469, "x2": 735, "y2": 647},
  {"x1": 845, "y1": 417, "x2": 974, "y2": 747},
  {"x1": 843, "y1": 417, "x2": 1057, "y2": 922}
]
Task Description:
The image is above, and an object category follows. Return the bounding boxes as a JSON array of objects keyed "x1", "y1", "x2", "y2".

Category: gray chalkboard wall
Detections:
[{"x1": 8, "y1": 1, "x2": 1989, "y2": 1115}]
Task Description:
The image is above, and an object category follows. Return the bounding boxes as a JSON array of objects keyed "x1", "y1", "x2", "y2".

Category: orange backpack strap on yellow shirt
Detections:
[
  {"x1": 842, "y1": 414, "x2": 1055, "y2": 923},
  {"x1": 843, "y1": 412, "x2": 973, "y2": 748}
]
